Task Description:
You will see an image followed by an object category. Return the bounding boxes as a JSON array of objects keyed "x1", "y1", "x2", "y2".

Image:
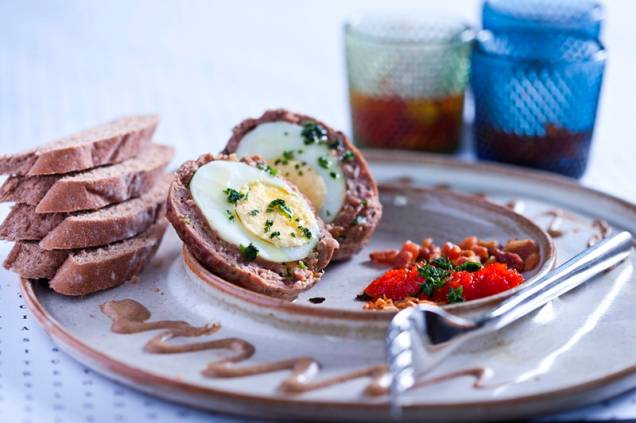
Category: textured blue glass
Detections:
[
  {"x1": 483, "y1": 0, "x2": 603, "y2": 38},
  {"x1": 470, "y1": 31, "x2": 606, "y2": 178}
]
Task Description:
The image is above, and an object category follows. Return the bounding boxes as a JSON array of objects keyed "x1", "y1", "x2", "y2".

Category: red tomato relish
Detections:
[{"x1": 364, "y1": 261, "x2": 523, "y2": 305}]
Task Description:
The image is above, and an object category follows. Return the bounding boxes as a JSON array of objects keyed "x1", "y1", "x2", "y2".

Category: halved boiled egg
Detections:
[
  {"x1": 189, "y1": 160, "x2": 320, "y2": 263},
  {"x1": 233, "y1": 121, "x2": 346, "y2": 222}
]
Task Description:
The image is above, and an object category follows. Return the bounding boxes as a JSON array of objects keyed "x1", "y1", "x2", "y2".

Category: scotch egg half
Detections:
[
  {"x1": 189, "y1": 160, "x2": 320, "y2": 263},
  {"x1": 233, "y1": 121, "x2": 347, "y2": 223}
]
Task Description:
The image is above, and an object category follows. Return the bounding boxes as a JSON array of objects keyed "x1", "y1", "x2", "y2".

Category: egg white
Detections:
[
  {"x1": 233, "y1": 122, "x2": 346, "y2": 223},
  {"x1": 190, "y1": 160, "x2": 320, "y2": 263}
]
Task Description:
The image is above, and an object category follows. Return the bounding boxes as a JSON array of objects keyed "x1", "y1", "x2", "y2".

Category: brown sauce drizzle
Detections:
[
  {"x1": 538, "y1": 210, "x2": 616, "y2": 248},
  {"x1": 505, "y1": 199, "x2": 525, "y2": 215},
  {"x1": 101, "y1": 299, "x2": 493, "y2": 396},
  {"x1": 588, "y1": 219, "x2": 612, "y2": 247},
  {"x1": 539, "y1": 208, "x2": 584, "y2": 239},
  {"x1": 412, "y1": 367, "x2": 493, "y2": 391},
  {"x1": 543, "y1": 209, "x2": 565, "y2": 238}
]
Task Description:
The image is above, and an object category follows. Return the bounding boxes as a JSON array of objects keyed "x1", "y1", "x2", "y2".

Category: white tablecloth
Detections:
[{"x1": 1, "y1": 1, "x2": 635, "y2": 421}]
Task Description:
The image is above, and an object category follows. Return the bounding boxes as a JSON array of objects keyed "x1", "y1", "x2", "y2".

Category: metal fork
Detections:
[{"x1": 385, "y1": 230, "x2": 634, "y2": 414}]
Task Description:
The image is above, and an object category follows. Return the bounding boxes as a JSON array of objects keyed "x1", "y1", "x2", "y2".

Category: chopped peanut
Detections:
[
  {"x1": 393, "y1": 250, "x2": 414, "y2": 268},
  {"x1": 369, "y1": 249, "x2": 399, "y2": 265},
  {"x1": 369, "y1": 236, "x2": 540, "y2": 273}
]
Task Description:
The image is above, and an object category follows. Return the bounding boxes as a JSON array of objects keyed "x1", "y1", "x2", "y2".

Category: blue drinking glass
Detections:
[
  {"x1": 470, "y1": 30, "x2": 606, "y2": 178},
  {"x1": 483, "y1": 0, "x2": 604, "y2": 38}
]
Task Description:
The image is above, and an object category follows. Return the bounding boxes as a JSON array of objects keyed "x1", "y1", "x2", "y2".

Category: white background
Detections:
[{"x1": 1, "y1": 1, "x2": 635, "y2": 421}]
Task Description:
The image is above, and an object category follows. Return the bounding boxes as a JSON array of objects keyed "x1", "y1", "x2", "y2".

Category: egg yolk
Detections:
[
  {"x1": 235, "y1": 181, "x2": 314, "y2": 248},
  {"x1": 268, "y1": 159, "x2": 327, "y2": 211}
]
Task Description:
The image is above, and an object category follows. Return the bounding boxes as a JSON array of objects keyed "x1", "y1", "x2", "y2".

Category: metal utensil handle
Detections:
[{"x1": 478, "y1": 231, "x2": 633, "y2": 331}]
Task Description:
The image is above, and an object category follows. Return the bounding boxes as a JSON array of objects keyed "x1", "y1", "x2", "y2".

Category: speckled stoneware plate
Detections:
[
  {"x1": 182, "y1": 184, "x2": 555, "y2": 336},
  {"x1": 19, "y1": 151, "x2": 636, "y2": 421}
]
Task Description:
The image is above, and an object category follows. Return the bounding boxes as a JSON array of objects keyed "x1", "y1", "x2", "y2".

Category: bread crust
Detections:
[
  {"x1": 166, "y1": 153, "x2": 338, "y2": 300},
  {"x1": 50, "y1": 220, "x2": 168, "y2": 296},
  {"x1": 224, "y1": 109, "x2": 382, "y2": 260},
  {"x1": 0, "y1": 115, "x2": 159, "y2": 176},
  {"x1": 40, "y1": 174, "x2": 171, "y2": 249},
  {"x1": 0, "y1": 203, "x2": 66, "y2": 240},
  {"x1": 0, "y1": 143, "x2": 173, "y2": 213},
  {"x1": 0, "y1": 174, "x2": 171, "y2": 247},
  {"x1": 4, "y1": 220, "x2": 168, "y2": 295}
]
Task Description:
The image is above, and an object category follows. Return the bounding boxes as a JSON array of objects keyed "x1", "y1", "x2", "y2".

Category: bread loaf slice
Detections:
[
  {"x1": 0, "y1": 115, "x2": 158, "y2": 176},
  {"x1": 5, "y1": 219, "x2": 168, "y2": 295},
  {"x1": 0, "y1": 203, "x2": 66, "y2": 241},
  {"x1": 4, "y1": 242, "x2": 68, "y2": 279},
  {"x1": 0, "y1": 174, "x2": 172, "y2": 248},
  {"x1": 0, "y1": 143, "x2": 173, "y2": 213},
  {"x1": 0, "y1": 175, "x2": 59, "y2": 206}
]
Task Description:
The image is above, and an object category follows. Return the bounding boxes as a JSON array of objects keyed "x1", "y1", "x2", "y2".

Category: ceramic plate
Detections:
[
  {"x1": 182, "y1": 184, "x2": 555, "y2": 336},
  {"x1": 20, "y1": 152, "x2": 636, "y2": 421}
]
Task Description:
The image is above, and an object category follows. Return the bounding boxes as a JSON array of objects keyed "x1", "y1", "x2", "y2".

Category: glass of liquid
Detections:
[{"x1": 345, "y1": 15, "x2": 474, "y2": 153}]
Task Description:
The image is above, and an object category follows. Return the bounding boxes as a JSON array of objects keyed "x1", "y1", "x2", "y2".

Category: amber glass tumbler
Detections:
[{"x1": 345, "y1": 16, "x2": 474, "y2": 153}]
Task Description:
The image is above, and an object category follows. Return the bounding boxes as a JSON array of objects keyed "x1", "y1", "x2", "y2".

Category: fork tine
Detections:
[{"x1": 386, "y1": 307, "x2": 425, "y2": 416}]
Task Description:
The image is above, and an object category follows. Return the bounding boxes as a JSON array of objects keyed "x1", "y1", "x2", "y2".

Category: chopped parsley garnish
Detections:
[
  {"x1": 256, "y1": 163, "x2": 278, "y2": 176},
  {"x1": 447, "y1": 286, "x2": 465, "y2": 303},
  {"x1": 248, "y1": 209, "x2": 260, "y2": 216},
  {"x1": 328, "y1": 139, "x2": 342, "y2": 149},
  {"x1": 297, "y1": 225, "x2": 312, "y2": 239},
  {"x1": 294, "y1": 217, "x2": 300, "y2": 222},
  {"x1": 352, "y1": 214, "x2": 366, "y2": 225},
  {"x1": 317, "y1": 156, "x2": 331, "y2": 169},
  {"x1": 301, "y1": 122, "x2": 329, "y2": 145},
  {"x1": 290, "y1": 232, "x2": 296, "y2": 238},
  {"x1": 325, "y1": 210, "x2": 331, "y2": 217},
  {"x1": 264, "y1": 219, "x2": 274, "y2": 233},
  {"x1": 330, "y1": 171, "x2": 339, "y2": 179},
  {"x1": 270, "y1": 231, "x2": 281, "y2": 239},
  {"x1": 417, "y1": 261, "x2": 452, "y2": 297},
  {"x1": 267, "y1": 198, "x2": 293, "y2": 219},
  {"x1": 431, "y1": 257, "x2": 453, "y2": 270},
  {"x1": 342, "y1": 150, "x2": 355, "y2": 161},
  {"x1": 282, "y1": 150, "x2": 295, "y2": 160},
  {"x1": 223, "y1": 188, "x2": 246, "y2": 204},
  {"x1": 455, "y1": 261, "x2": 483, "y2": 272},
  {"x1": 239, "y1": 243, "x2": 259, "y2": 261},
  {"x1": 297, "y1": 261, "x2": 307, "y2": 270},
  {"x1": 361, "y1": 198, "x2": 368, "y2": 206},
  {"x1": 225, "y1": 209, "x2": 235, "y2": 221}
]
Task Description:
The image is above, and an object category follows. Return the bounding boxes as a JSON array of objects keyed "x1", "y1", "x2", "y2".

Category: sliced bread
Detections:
[
  {"x1": 0, "y1": 203, "x2": 66, "y2": 241},
  {"x1": 0, "y1": 115, "x2": 158, "y2": 176},
  {"x1": 0, "y1": 143, "x2": 174, "y2": 213},
  {"x1": 5, "y1": 219, "x2": 168, "y2": 295},
  {"x1": 0, "y1": 174, "x2": 172, "y2": 249},
  {"x1": 0, "y1": 174, "x2": 59, "y2": 206}
]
